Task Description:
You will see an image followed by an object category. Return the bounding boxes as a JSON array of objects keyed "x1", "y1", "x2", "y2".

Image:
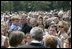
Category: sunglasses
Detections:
[{"x1": 59, "y1": 26, "x2": 64, "y2": 28}]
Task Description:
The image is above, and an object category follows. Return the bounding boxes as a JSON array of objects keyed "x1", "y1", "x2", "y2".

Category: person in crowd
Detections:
[
  {"x1": 29, "y1": 18, "x2": 38, "y2": 27},
  {"x1": 20, "y1": 14, "x2": 32, "y2": 34},
  {"x1": 43, "y1": 24, "x2": 62, "y2": 48},
  {"x1": 43, "y1": 35, "x2": 57, "y2": 48},
  {"x1": 63, "y1": 37, "x2": 71, "y2": 48},
  {"x1": 37, "y1": 16, "x2": 43, "y2": 26},
  {"x1": 8, "y1": 15, "x2": 21, "y2": 32},
  {"x1": 48, "y1": 24, "x2": 58, "y2": 36},
  {"x1": 1, "y1": 21, "x2": 9, "y2": 36},
  {"x1": 1, "y1": 13, "x2": 6, "y2": 21},
  {"x1": 8, "y1": 31, "x2": 25, "y2": 48},
  {"x1": 25, "y1": 34, "x2": 32, "y2": 45},
  {"x1": 53, "y1": 12, "x2": 60, "y2": 21},
  {"x1": 17, "y1": 27, "x2": 45, "y2": 48},
  {"x1": 1, "y1": 30, "x2": 9, "y2": 48},
  {"x1": 37, "y1": 16, "x2": 44, "y2": 31},
  {"x1": 58, "y1": 10, "x2": 64, "y2": 20},
  {"x1": 67, "y1": 26, "x2": 71, "y2": 37},
  {"x1": 3, "y1": 15, "x2": 11, "y2": 24},
  {"x1": 57, "y1": 21, "x2": 69, "y2": 47},
  {"x1": 57, "y1": 21, "x2": 69, "y2": 38}
]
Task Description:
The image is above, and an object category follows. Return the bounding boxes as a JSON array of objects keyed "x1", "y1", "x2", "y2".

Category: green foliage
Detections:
[{"x1": 1, "y1": 1, "x2": 71, "y2": 12}]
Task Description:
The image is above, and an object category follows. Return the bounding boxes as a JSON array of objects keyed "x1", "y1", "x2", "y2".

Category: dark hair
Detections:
[
  {"x1": 9, "y1": 31, "x2": 25, "y2": 47},
  {"x1": 44, "y1": 24, "x2": 49, "y2": 29},
  {"x1": 39, "y1": 17, "x2": 43, "y2": 20}
]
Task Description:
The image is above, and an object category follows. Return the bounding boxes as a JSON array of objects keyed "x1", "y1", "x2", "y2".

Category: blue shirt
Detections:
[{"x1": 8, "y1": 23, "x2": 21, "y2": 32}]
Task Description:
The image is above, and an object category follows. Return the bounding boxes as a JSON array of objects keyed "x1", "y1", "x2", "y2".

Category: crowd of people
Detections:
[{"x1": 1, "y1": 10, "x2": 71, "y2": 48}]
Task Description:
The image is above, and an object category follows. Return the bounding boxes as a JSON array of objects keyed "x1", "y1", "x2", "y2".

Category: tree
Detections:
[{"x1": 1, "y1": 1, "x2": 71, "y2": 12}]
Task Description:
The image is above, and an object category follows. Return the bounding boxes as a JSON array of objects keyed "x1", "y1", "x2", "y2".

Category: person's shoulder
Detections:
[
  {"x1": 29, "y1": 41, "x2": 45, "y2": 48},
  {"x1": 10, "y1": 24, "x2": 17, "y2": 28},
  {"x1": 54, "y1": 36, "x2": 61, "y2": 40},
  {"x1": 25, "y1": 24, "x2": 32, "y2": 29},
  {"x1": 63, "y1": 33, "x2": 68, "y2": 37},
  {"x1": 26, "y1": 24, "x2": 32, "y2": 27},
  {"x1": 2, "y1": 35, "x2": 7, "y2": 39}
]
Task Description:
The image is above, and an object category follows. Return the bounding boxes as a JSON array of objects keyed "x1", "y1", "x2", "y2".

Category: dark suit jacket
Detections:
[
  {"x1": 17, "y1": 41, "x2": 45, "y2": 48},
  {"x1": 21, "y1": 23, "x2": 32, "y2": 34}
]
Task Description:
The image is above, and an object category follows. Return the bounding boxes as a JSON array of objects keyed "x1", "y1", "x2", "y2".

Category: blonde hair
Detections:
[
  {"x1": 44, "y1": 35, "x2": 57, "y2": 48},
  {"x1": 58, "y1": 21, "x2": 69, "y2": 32}
]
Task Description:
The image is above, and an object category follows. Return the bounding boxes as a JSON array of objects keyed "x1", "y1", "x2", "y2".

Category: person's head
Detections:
[
  {"x1": 11, "y1": 15, "x2": 20, "y2": 25},
  {"x1": 67, "y1": 10, "x2": 71, "y2": 17},
  {"x1": 11, "y1": 19, "x2": 19, "y2": 25},
  {"x1": 4, "y1": 15, "x2": 10, "y2": 21},
  {"x1": 26, "y1": 17, "x2": 31, "y2": 24},
  {"x1": 33, "y1": 14, "x2": 39, "y2": 19},
  {"x1": 53, "y1": 13, "x2": 58, "y2": 17},
  {"x1": 43, "y1": 35, "x2": 57, "y2": 48},
  {"x1": 29, "y1": 18, "x2": 38, "y2": 27},
  {"x1": 37, "y1": 16, "x2": 43, "y2": 25},
  {"x1": 30, "y1": 27, "x2": 43, "y2": 41},
  {"x1": 44, "y1": 19, "x2": 52, "y2": 29},
  {"x1": 1, "y1": 35, "x2": 9, "y2": 48},
  {"x1": 58, "y1": 10, "x2": 63, "y2": 18},
  {"x1": 25, "y1": 34, "x2": 32, "y2": 43},
  {"x1": 9, "y1": 31, "x2": 25, "y2": 47},
  {"x1": 57, "y1": 21, "x2": 69, "y2": 32},
  {"x1": 48, "y1": 24, "x2": 57, "y2": 36},
  {"x1": 48, "y1": 14, "x2": 53, "y2": 18},
  {"x1": 63, "y1": 37, "x2": 71, "y2": 48},
  {"x1": 62, "y1": 10, "x2": 71, "y2": 22},
  {"x1": 43, "y1": 16, "x2": 49, "y2": 22},
  {"x1": 20, "y1": 14, "x2": 27, "y2": 24},
  {"x1": 52, "y1": 17, "x2": 59, "y2": 24}
]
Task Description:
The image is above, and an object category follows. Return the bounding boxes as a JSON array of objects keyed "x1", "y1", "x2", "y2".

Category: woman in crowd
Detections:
[
  {"x1": 43, "y1": 35, "x2": 57, "y2": 48},
  {"x1": 57, "y1": 21, "x2": 69, "y2": 47},
  {"x1": 63, "y1": 37, "x2": 71, "y2": 48},
  {"x1": 43, "y1": 24, "x2": 62, "y2": 48}
]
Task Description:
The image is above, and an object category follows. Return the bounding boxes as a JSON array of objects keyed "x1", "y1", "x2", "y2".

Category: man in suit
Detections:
[
  {"x1": 20, "y1": 14, "x2": 32, "y2": 34},
  {"x1": 17, "y1": 27, "x2": 45, "y2": 48}
]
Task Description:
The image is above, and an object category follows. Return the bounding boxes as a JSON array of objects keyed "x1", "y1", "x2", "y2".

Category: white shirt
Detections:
[{"x1": 1, "y1": 35, "x2": 7, "y2": 46}]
